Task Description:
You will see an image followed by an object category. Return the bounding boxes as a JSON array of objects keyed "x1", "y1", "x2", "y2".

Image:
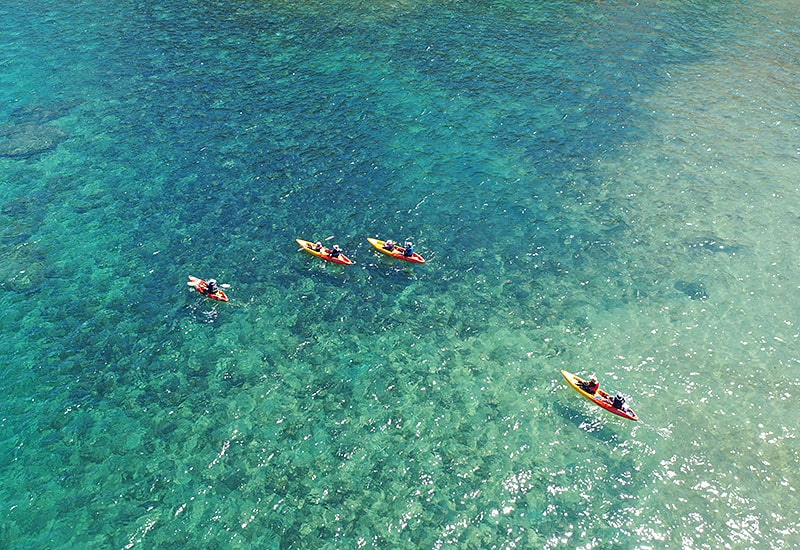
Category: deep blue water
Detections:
[{"x1": 2, "y1": 0, "x2": 799, "y2": 548}]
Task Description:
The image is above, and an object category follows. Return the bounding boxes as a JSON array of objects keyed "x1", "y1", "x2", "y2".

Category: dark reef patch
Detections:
[
  {"x1": 0, "y1": 123, "x2": 67, "y2": 158},
  {"x1": 687, "y1": 237, "x2": 741, "y2": 255},
  {"x1": 674, "y1": 280, "x2": 708, "y2": 300}
]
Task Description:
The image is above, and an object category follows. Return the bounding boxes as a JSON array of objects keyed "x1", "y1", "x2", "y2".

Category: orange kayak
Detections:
[
  {"x1": 296, "y1": 238, "x2": 354, "y2": 265},
  {"x1": 367, "y1": 238, "x2": 425, "y2": 263},
  {"x1": 188, "y1": 276, "x2": 229, "y2": 302},
  {"x1": 561, "y1": 370, "x2": 638, "y2": 421}
]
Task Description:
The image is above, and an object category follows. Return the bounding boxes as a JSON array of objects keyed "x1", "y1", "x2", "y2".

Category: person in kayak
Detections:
[
  {"x1": 612, "y1": 393, "x2": 629, "y2": 411},
  {"x1": 579, "y1": 375, "x2": 599, "y2": 395},
  {"x1": 205, "y1": 279, "x2": 220, "y2": 296},
  {"x1": 329, "y1": 245, "x2": 342, "y2": 258},
  {"x1": 311, "y1": 241, "x2": 324, "y2": 252},
  {"x1": 383, "y1": 240, "x2": 395, "y2": 251},
  {"x1": 403, "y1": 241, "x2": 415, "y2": 257}
]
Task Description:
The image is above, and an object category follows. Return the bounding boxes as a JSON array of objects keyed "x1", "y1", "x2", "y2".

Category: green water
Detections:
[{"x1": 1, "y1": 0, "x2": 799, "y2": 547}]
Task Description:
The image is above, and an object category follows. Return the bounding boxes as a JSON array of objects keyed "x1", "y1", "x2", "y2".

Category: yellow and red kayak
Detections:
[
  {"x1": 367, "y1": 238, "x2": 425, "y2": 263},
  {"x1": 296, "y1": 238, "x2": 354, "y2": 265},
  {"x1": 188, "y1": 276, "x2": 229, "y2": 302},
  {"x1": 561, "y1": 370, "x2": 638, "y2": 421}
]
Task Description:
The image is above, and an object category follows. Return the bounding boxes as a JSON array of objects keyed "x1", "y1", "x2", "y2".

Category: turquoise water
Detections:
[{"x1": 2, "y1": 0, "x2": 799, "y2": 547}]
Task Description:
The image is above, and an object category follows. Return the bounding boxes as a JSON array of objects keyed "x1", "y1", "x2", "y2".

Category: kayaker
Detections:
[
  {"x1": 403, "y1": 241, "x2": 414, "y2": 257},
  {"x1": 329, "y1": 245, "x2": 342, "y2": 258},
  {"x1": 383, "y1": 240, "x2": 395, "y2": 251},
  {"x1": 612, "y1": 393, "x2": 627, "y2": 410},
  {"x1": 312, "y1": 241, "x2": 324, "y2": 252},
  {"x1": 580, "y1": 375, "x2": 599, "y2": 395},
  {"x1": 206, "y1": 279, "x2": 220, "y2": 295}
]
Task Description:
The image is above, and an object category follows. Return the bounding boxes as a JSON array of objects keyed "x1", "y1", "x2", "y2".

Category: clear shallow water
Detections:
[{"x1": 1, "y1": 0, "x2": 799, "y2": 547}]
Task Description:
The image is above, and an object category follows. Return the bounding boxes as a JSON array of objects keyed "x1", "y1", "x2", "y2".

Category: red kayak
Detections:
[
  {"x1": 561, "y1": 370, "x2": 638, "y2": 421},
  {"x1": 367, "y1": 238, "x2": 425, "y2": 263},
  {"x1": 296, "y1": 238, "x2": 354, "y2": 265},
  {"x1": 188, "y1": 276, "x2": 229, "y2": 302}
]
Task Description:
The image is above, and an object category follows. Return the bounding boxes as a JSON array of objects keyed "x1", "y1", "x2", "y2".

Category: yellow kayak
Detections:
[
  {"x1": 561, "y1": 370, "x2": 638, "y2": 421},
  {"x1": 367, "y1": 238, "x2": 425, "y2": 263},
  {"x1": 296, "y1": 238, "x2": 353, "y2": 265}
]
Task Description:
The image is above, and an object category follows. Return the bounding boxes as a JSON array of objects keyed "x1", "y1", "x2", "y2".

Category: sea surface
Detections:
[{"x1": 1, "y1": 0, "x2": 799, "y2": 548}]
